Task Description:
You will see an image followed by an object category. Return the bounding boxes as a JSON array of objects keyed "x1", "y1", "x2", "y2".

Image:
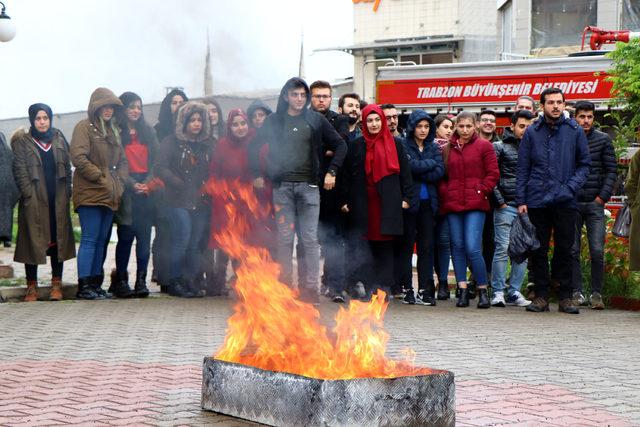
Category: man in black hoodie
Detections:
[
  {"x1": 570, "y1": 100, "x2": 617, "y2": 310},
  {"x1": 249, "y1": 78, "x2": 347, "y2": 304}
]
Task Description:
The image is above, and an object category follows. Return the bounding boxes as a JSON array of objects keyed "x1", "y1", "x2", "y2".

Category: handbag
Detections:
[{"x1": 612, "y1": 203, "x2": 631, "y2": 238}]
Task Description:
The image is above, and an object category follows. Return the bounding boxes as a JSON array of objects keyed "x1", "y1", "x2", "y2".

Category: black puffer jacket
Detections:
[
  {"x1": 493, "y1": 127, "x2": 519, "y2": 207},
  {"x1": 578, "y1": 128, "x2": 617, "y2": 202}
]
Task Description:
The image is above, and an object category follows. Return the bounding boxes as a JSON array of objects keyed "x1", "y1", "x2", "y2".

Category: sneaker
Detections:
[
  {"x1": 525, "y1": 297, "x2": 549, "y2": 312},
  {"x1": 559, "y1": 298, "x2": 580, "y2": 314},
  {"x1": 572, "y1": 291, "x2": 588, "y2": 307},
  {"x1": 393, "y1": 292, "x2": 406, "y2": 300},
  {"x1": 331, "y1": 293, "x2": 346, "y2": 304},
  {"x1": 506, "y1": 291, "x2": 531, "y2": 307},
  {"x1": 491, "y1": 291, "x2": 506, "y2": 307},
  {"x1": 590, "y1": 292, "x2": 604, "y2": 310},
  {"x1": 417, "y1": 290, "x2": 436, "y2": 306},
  {"x1": 403, "y1": 289, "x2": 416, "y2": 304}
]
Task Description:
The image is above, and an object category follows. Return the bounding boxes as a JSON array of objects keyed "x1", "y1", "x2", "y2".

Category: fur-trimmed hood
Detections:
[{"x1": 175, "y1": 101, "x2": 211, "y2": 143}]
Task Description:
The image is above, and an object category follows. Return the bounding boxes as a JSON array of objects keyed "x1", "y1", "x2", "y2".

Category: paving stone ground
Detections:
[{"x1": 1, "y1": 245, "x2": 640, "y2": 426}]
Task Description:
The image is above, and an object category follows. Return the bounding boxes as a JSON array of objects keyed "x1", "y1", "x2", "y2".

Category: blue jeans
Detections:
[
  {"x1": 77, "y1": 206, "x2": 114, "y2": 279},
  {"x1": 571, "y1": 201, "x2": 605, "y2": 294},
  {"x1": 447, "y1": 211, "x2": 487, "y2": 285},
  {"x1": 491, "y1": 206, "x2": 527, "y2": 295},
  {"x1": 115, "y1": 195, "x2": 154, "y2": 274},
  {"x1": 166, "y1": 207, "x2": 210, "y2": 281},
  {"x1": 273, "y1": 182, "x2": 320, "y2": 294}
]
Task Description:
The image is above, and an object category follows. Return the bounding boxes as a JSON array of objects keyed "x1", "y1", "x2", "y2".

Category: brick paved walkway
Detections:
[{"x1": 1, "y1": 296, "x2": 639, "y2": 426}]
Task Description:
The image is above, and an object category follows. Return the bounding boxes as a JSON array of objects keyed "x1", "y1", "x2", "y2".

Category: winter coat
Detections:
[
  {"x1": 155, "y1": 102, "x2": 213, "y2": 211},
  {"x1": 115, "y1": 122, "x2": 160, "y2": 226},
  {"x1": 438, "y1": 133, "x2": 499, "y2": 214},
  {"x1": 626, "y1": 151, "x2": 640, "y2": 270},
  {"x1": 493, "y1": 127, "x2": 520, "y2": 207},
  {"x1": 248, "y1": 77, "x2": 347, "y2": 185},
  {"x1": 402, "y1": 111, "x2": 444, "y2": 215},
  {"x1": 516, "y1": 116, "x2": 591, "y2": 209},
  {"x1": 341, "y1": 137, "x2": 414, "y2": 236},
  {"x1": 0, "y1": 132, "x2": 19, "y2": 239},
  {"x1": 70, "y1": 88, "x2": 128, "y2": 211},
  {"x1": 11, "y1": 128, "x2": 76, "y2": 264},
  {"x1": 577, "y1": 128, "x2": 617, "y2": 203}
]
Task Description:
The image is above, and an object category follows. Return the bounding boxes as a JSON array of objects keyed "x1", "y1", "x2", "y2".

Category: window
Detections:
[
  {"x1": 531, "y1": 0, "x2": 597, "y2": 49},
  {"x1": 622, "y1": 0, "x2": 640, "y2": 31}
]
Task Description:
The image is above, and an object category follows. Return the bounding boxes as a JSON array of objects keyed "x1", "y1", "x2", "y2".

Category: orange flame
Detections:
[{"x1": 204, "y1": 178, "x2": 432, "y2": 380}]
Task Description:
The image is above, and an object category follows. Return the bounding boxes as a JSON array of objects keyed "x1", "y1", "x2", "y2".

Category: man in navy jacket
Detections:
[{"x1": 516, "y1": 87, "x2": 591, "y2": 314}]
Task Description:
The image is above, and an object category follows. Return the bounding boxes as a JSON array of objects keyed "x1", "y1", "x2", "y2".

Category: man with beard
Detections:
[
  {"x1": 309, "y1": 81, "x2": 350, "y2": 302},
  {"x1": 381, "y1": 104, "x2": 403, "y2": 138},
  {"x1": 517, "y1": 87, "x2": 591, "y2": 314},
  {"x1": 338, "y1": 93, "x2": 362, "y2": 141},
  {"x1": 249, "y1": 77, "x2": 346, "y2": 305}
]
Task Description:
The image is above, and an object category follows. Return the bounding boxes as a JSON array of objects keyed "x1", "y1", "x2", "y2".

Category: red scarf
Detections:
[{"x1": 362, "y1": 104, "x2": 400, "y2": 183}]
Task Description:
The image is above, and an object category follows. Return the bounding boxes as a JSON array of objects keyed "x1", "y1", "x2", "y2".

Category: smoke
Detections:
[{"x1": 0, "y1": 0, "x2": 352, "y2": 119}]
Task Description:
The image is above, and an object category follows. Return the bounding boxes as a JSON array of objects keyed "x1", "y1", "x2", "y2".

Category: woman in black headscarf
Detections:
[{"x1": 12, "y1": 103, "x2": 76, "y2": 301}]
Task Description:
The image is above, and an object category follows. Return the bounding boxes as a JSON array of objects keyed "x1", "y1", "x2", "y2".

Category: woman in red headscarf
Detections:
[
  {"x1": 208, "y1": 109, "x2": 256, "y2": 294},
  {"x1": 340, "y1": 104, "x2": 414, "y2": 300}
]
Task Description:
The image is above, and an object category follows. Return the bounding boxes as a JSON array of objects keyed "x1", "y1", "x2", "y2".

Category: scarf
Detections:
[
  {"x1": 28, "y1": 103, "x2": 55, "y2": 144},
  {"x1": 362, "y1": 104, "x2": 400, "y2": 183},
  {"x1": 225, "y1": 109, "x2": 256, "y2": 146}
]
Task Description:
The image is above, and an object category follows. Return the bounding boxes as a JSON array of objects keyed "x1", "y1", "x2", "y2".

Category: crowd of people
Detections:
[{"x1": 0, "y1": 77, "x2": 622, "y2": 315}]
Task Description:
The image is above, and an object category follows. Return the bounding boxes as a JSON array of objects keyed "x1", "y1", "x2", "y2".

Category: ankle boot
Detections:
[
  {"x1": 477, "y1": 288, "x2": 490, "y2": 309},
  {"x1": 50, "y1": 277, "x2": 63, "y2": 301},
  {"x1": 24, "y1": 280, "x2": 38, "y2": 302},
  {"x1": 456, "y1": 287, "x2": 469, "y2": 307},
  {"x1": 437, "y1": 279, "x2": 450, "y2": 300},
  {"x1": 134, "y1": 270, "x2": 149, "y2": 298},
  {"x1": 108, "y1": 268, "x2": 118, "y2": 293},
  {"x1": 168, "y1": 278, "x2": 198, "y2": 298},
  {"x1": 91, "y1": 274, "x2": 112, "y2": 299},
  {"x1": 76, "y1": 277, "x2": 101, "y2": 300},
  {"x1": 112, "y1": 271, "x2": 134, "y2": 298}
]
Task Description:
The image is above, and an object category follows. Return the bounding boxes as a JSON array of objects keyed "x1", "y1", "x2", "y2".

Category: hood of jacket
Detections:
[
  {"x1": 175, "y1": 101, "x2": 211, "y2": 143},
  {"x1": 246, "y1": 99, "x2": 273, "y2": 124},
  {"x1": 501, "y1": 126, "x2": 518, "y2": 145},
  {"x1": 405, "y1": 110, "x2": 436, "y2": 144},
  {"x1": 276, "y1": 77, "x2": 310, "y2": 116},
  {"x1": 87, "y1": 88, "x2": 123, "y2": 122}
]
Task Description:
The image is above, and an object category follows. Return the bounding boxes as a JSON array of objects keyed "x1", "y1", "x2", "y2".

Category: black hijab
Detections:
[{"x1": 28, "y1": 103, "x2": 55, "y2": 143}]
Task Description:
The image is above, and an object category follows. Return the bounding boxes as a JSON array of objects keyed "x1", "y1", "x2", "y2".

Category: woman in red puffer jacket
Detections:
[{"x1": 438, "y1": 111, "x2": 499, "y2": 309}]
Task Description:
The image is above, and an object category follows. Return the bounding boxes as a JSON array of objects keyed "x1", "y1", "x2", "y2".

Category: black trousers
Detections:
[
  {"x1": 366, "y1": 240, "x2": 394, "y2": 296},
  {"x1": 528, "y1": 208, "x2": 577, "y2": 300},
  {"x1": 395, "y1": 200, "x2": 434, "y2": 291}
]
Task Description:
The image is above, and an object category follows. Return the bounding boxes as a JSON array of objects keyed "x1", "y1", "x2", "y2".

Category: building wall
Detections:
[
  {"x1": 353, "y1": 0, "x2": 459, "y2": 44},
  {"x1": 458, "y1": 0, "x2": 498, "y2": 62}
]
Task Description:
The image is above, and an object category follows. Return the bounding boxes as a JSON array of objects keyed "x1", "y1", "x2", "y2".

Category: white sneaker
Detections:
[
  {"x1": 506, "y1": 291, "x2": 531, "y2": 307},
  {"x1": 491, "y1": 291, "x2": 505, "y2": 307}
]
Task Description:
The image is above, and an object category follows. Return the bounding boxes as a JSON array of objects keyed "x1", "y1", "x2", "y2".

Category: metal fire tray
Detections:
[{"x1": 201, "y1": 358, "x2": 455, "y2": 426}]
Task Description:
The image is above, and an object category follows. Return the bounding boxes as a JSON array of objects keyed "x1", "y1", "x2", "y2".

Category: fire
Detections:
[{"x1": 203, "y1": 178, "x2": 432, "y2": 380}]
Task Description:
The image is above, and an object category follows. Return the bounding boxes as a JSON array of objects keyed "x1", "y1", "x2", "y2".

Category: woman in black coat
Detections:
[{"x1": 340, "y1": 104, "x2": 413, "y2": 300}]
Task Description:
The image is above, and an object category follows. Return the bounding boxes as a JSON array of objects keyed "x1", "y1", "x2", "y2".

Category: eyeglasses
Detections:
[
  {"x1": 480, "y1": 118, "x2": 496, "y2": 123},
  {"x1": 312, "y1": 95, "x2": 331, "y2": 100},
  {"x1": 289, "y1": 93, "x2": 307, "y2": 99}
]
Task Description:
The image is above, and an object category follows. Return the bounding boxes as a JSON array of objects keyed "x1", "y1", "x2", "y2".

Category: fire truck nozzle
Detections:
[{"x1": 581, "y1": 26, "x2": 640, "y2": 51}]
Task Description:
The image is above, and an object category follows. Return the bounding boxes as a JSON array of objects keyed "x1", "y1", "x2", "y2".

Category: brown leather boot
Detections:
[
  {"x1": 50, "y1": 277, "x2": 63, "y2": 301},
  {"x1": 24, "y1": 280, "x2": 38, "y2": 302}
]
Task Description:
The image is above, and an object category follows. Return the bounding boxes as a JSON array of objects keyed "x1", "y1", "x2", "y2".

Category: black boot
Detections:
[
  {"x1": 91, "y1": 274, "x2": 112, "y2": 299},
  {"x1": 437, "y1": 279, "x2": 450, "y2": 300},
  {"x1": 468, "y1": 280, "x2": 477, "y2": 300},
  {"x1": 76, "y1": 277, "x2": 102, "y2": 300},
  {"x1": 419, "y1": 282, "x2": 437, "y2": 306},
  {"x1": 477, "y1": 288, "x2": 490, "y2": 309},
  {"x1": 112, "y1": 271, "x2": 134, "y2": 298},
  {"x1": 108, "y1": 269, "x2": 118, "y2": 294},
  {"x1": 134, "y1": 270, "x2": 149, "y2": 298},
  {"x1": 456, "y1": 287, "x2": 469, "y2": 307},
  {"x1": 168, "y1": 278, "x2": 198, "y2": 298}
]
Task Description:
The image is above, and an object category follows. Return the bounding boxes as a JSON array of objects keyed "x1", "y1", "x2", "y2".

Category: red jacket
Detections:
[{"x1": 438, "y1": 133, "x2": 499, "y2": 214}]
